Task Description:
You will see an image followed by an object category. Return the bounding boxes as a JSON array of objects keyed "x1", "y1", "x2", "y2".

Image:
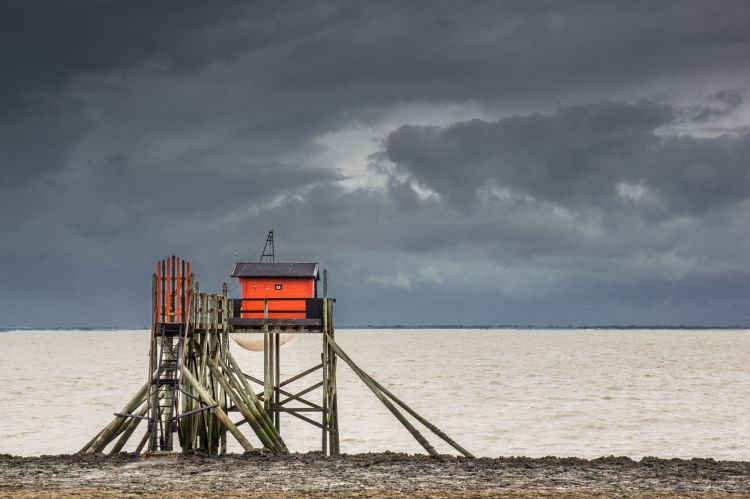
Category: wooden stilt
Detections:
[
  {"x1": 135, "y1": 431, "x2": 149, "y2": 454},
  {"x1": 81, "y1": 382, "x2": 148, "y2": 454},
  {"x1": 322, "y1": 270, "x2": 329, "y2": 455},
  {"x1": 327, "y1": 299, "x2": 340, "y2": 455},
  {"x1": 220, "y1": 283, "x2": 229, "y2": 455},
  {"x1": 223, "y1": 352, "x2": 285, "y2": 446},
  {"x1": 110, "y1": 403, "x2": 149, "y2": 454},
  {"x1": 274, "y1": 331, "x2": 281, "y2": 432},
  {"x1": 183, "y1": 368, "x2": 254, "y2": 452},
  {"x1": 207, "y1": 360, "x2": 283, "y2": 453}
]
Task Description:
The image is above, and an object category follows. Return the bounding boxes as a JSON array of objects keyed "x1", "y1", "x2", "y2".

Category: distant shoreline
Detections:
[{"x1": 2, "y1": 325, "x2": 749, "y2": 332}]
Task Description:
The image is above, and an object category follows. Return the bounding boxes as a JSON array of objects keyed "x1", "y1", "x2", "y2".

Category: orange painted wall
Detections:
[{"x1": 239, "y1": 277, "x2": 315, "y2": 319}]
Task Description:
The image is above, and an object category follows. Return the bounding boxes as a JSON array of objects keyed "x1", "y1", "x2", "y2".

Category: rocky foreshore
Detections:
[{"x1": 1, "y1": 451, "x2": 749, "y2": 498}]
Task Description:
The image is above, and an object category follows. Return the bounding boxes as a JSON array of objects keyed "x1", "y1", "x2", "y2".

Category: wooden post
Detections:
[
  {"x1": 186, "y1": 275, "x2": 198, "y2": 452},
  {"x1": 322, "y1": 269, "x2": 329, "y2": 454},
  {"x1": 328, "y1": 299, "x2": 340, "y2": 455},
  {"x1": 263, "y1": 298, "x2": 271, "y2": 412},
  {"x1": 210, "y1": 293, "x2": 220, "y2": 454},
  {"x1": 220, "y1": 283, "x2": 229, "y2": 455},
  {"x1": 274, "y1": 331, "x2": 280, "y2": 432}
]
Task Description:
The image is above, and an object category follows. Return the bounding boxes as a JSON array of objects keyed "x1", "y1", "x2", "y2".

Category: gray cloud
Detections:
[
  {"x1": 2, "y1": 1, "x2": 750, "y2": 327},
  {"x1": 386, "y1": 101, "x2": 750, "y2": 219}
]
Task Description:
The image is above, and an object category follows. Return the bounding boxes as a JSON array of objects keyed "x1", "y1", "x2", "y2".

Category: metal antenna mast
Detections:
[{"x1": 260, "y1": 230, "x2": 275, "y2": 263}]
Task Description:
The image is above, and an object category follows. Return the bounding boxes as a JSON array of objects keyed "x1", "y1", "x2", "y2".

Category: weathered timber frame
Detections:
[{"x1": 81, "y1": 257, "x2": 471, "y2": 459}]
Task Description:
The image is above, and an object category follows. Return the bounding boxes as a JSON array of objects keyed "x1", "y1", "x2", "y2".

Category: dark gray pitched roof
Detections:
[{"x1": 231, "y1": 262, "x2": 319, "y2": 279}]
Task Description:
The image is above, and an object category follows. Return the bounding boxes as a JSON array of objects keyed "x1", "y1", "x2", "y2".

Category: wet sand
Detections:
[{"x1": 1, "y1": 452, "x2": 749, "y2": 498}]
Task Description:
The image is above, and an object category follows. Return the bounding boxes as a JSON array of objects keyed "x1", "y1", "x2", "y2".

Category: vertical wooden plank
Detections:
[
  {"x1": 175, "y1": 257, "x2": 181, "y2": 323},
  {"x1": 166, "y1": 256, "x2": 172, "y2": 322},
  {"x1": 181, "y1": 258, "x2": 186, "y2": 323},
  {"x1": 171, "y1": 255, "x2": 177, "y2": 323},
  {"x1": 157, "y1": 260, "x2": 167, "y2": 322},
  {"x1": 156, "y1": 263, "x2": 162, "y2": 323},
  {"x1": 162, "y1": 257, "x2": 166, "y2": 322}
]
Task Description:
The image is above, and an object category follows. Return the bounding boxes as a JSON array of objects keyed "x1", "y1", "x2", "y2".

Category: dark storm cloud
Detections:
[
  {"x1": 2, "y1": 1, "x2": 750, "y2": 327},
  {"x1": 4, "y1": 1, "x2": 750, "y2": 110},
  {"x1": 385, "y1": 101, "x2": 750, "y2": 218},
  {"x1": 0, "y1": 1, "x2": 249, "y2": 107}
]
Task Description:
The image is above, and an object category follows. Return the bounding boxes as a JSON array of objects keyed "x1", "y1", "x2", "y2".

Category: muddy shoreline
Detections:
[{"x1": 1, "y1": 451, "x2": 749, "y2": 498}]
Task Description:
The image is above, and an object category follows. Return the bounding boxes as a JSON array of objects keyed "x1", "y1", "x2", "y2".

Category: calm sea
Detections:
[{"x1": 1, "y1": 329, "x2": 748, "y2": 459}]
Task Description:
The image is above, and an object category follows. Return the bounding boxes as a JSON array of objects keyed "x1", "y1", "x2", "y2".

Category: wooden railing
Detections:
[{"x1": 231, "y1": 297, "x2": 323, "y2": 320}]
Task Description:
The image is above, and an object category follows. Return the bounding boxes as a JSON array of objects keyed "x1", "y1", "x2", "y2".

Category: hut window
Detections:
[{"x1": 275, "y1": 284, "x2": 283, "y2": 290}]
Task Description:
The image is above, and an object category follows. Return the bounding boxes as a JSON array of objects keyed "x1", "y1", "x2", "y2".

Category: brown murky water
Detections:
[{"x1": 0, "y1": 329, "x2": 748, "y2": 459}]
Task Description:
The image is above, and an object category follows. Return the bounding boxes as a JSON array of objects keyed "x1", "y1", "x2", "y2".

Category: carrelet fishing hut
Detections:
[
  {"x1": 232, "y1": 262, "x2": 319, "y2": 319},
  {"x1": 81, "y1": 231, "x2": 473, "y2": 458},
  {"x1": 229, "y1": 261, "x2": 320, "y2": 350}
]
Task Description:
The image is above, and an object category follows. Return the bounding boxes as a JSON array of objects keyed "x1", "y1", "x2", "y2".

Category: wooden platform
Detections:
[{"x1": 229, "y1": 317, "x2": 323, "y2": 333}]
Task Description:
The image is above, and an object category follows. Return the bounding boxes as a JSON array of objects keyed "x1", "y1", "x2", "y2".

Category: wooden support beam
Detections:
[
  {"x1": 364, "y1": 373, "x2": 474, "y2": 458},
  {"x1": 207, "y1": 359, "x2": 285, "y2": 454},
  {"x1": 280, "y1": 364, "x2": 323, "y2": 387},
  {"x1": 325, "y1": 335, "x2": 439, "y2": 457},
  {"x1": 283, "y1": 410, "x2": 325, "y2": 429},
  {"x1": 222, "y1": 353, "x2": 286, "y2": 447},
  {"x1": 182, "y1": 368, "x2": 254, "y2": 452},
  {"x1": 110, "y1": 403, "x2": 149, "y2": 454},
  {"x1": 81, "y1": 382, "x2": 148, "y2": 454},
  {"x1": 135, "y1": 431, "x2": 149, "y2": 454},
  {"x1": 278, "y1": 381, "x2": 323, "y2": 406}
]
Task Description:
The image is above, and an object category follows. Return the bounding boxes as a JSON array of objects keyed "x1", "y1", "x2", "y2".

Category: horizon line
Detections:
[{"x1": 2, "y1": 324, "x2": 749, "y2": 331}]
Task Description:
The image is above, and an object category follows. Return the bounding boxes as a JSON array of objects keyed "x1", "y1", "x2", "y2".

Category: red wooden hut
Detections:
[{"x1": 231, "y1": 262, "x2": 319, "y2": 319}]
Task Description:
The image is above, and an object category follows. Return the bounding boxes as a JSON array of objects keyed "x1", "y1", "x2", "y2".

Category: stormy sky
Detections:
[{"x1": 2, "y1": 1, "x2": 750, "y2": 327}]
